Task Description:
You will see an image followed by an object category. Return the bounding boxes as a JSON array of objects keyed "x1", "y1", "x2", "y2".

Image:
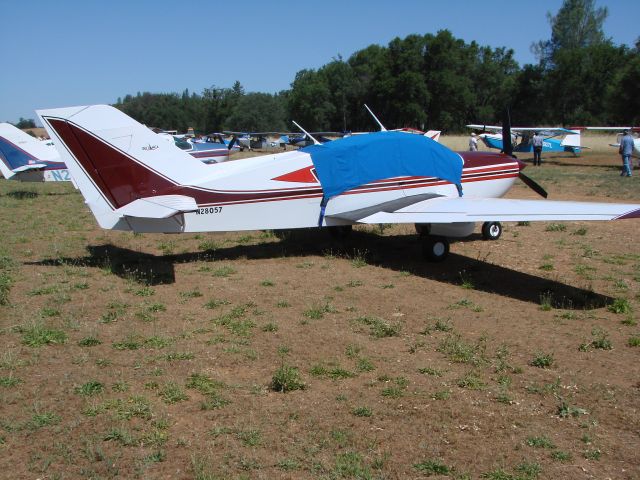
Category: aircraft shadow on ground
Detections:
[{"x1": 30, "y1": 229, "x2": 611, "y2": 310}]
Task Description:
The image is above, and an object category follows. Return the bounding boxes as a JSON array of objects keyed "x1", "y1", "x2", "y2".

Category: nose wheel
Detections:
[
  {"x1": 422, "y1": 235, "x2": 450, "y2": 262},
  {"x1": 482, "y1": 221, "x2": 502, "y2": 240}
]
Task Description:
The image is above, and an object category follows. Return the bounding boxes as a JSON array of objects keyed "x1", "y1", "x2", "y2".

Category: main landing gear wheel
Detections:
[
  {"x1": 481, "y1": 221, "x2": 502, "y2": 240},
  {"x1": 422, "y1": 235, "x2": 450, "y2": 262}
]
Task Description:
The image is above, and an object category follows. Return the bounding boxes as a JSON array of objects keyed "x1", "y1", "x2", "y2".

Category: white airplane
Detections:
[
  {"x1": 581, "y1": 127, "x2": 640, "y2": 158},
  {"x1": 0, "y1": 122, "x2": 71, "y2": 181},
  {"x1": 466, "y1": 124, "x2": 583, "y2": 155},
  {"x1": 36, "y1": 105, "x2": 640, "y2": 261},
  {"x1": 363, "y1": 104, "x2": 441, "y2": 142}
]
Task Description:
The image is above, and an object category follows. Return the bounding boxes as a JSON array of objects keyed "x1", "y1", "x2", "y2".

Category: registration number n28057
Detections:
[{"x1": 195, "y1": 206, "x2": 223, "y2": 215}]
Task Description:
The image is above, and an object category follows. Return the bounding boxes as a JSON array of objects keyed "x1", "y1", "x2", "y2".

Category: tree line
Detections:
[{"x1": 16, "y1": 1, "x2": 637, "y2": 133}]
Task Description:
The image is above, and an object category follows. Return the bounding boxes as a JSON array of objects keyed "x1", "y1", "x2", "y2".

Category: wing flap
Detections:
[
  {"x1": 347, "y1": 197, "x2": 640, "y2": 224},
  {"x1": 115, "y1": 195, "x2": 198, "y2": 219}
]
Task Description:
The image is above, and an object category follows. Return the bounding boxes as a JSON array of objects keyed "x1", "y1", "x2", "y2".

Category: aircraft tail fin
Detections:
[
  {"x1": 425, "y1": 130, "x2": 441, "y2": 142},
  {"x1": 37, "y1": 105, "x2": 208, "y2": 229},
  {"x1": 561, "y1": 132, "x2": 581, "y2": 148},
  {"x1": 0, "y1": 124, "x2": 40, "y2": 177}
]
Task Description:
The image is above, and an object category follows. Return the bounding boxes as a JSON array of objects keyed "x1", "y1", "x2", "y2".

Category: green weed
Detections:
[
  {"x1": 237, "y1": 429, "x2": 261, "y2": 447},
  {"x1": 355, "y1": 316, "x2": 401, "y2": 338},
  {"x1": 75, "y1": 381, "x2": 105, "y2": 396},
  {"x1": 0, "y1": 376, "x2": 22, "y2": 387},
  {"x1": 78, "y1": 336, "x2": 101, "y2": 347},
  {"x1": 352, "y1": 406, "x2": 372, "y2": 417},
  {"x1": 159, "y1": 382, "x2": 188, "y2": 404},
  {"x1": 418, "y1": 367, "x2": 443, "y2": 377},
  {"x1": 18, "y1": 323, "x2": 67, "y2": 347},
  {"x1": 608, "y1": 298, "x2": 632, "y2": 314},
  {"x1": 545, "y1": 223, "x2": 566, "y2": 232},
  {"x1": 627, "y1": 336, "x2": 640, "y2": 347},
  {"x1": 112, "y1": 335, "x2": 143, "y2": 350},
  {"x1": 437, "y1": 333, "x2": 486, "y2": 366},
  {"x1": 356, "y1": 357, "x2": 375, "y2": 372},
  {"x1": 457, "y1": 370, "x2": 486, "y2": 390},
  {"x1": 163, "y1": 352, "x2": 195, "y2": 361},
  {"x1": 262, "y1": 322, "x2": 278, "y2": 332},
  {"x1": 551, "y1": 451, "x2": 572, "y2": 462},
  {"x1": 557, "y1": 400, "x2": 588, "y2": 418},
  {"x1": 530, "y1": 352, "x2": 554, "y2": 368},
  {"x1": 271, "y1": 365, "x2": 305, "y2": 392},
  {"x1": 212, "y1": 266, "x2": 236, "y2": 277},
  {"x1": 583, "y1": 449, "x2": 601, "y2": 460},
  {"x1": 526, "y1": 436, "x2": 555, "y2": 449},
  {"x1": 204, "y1": 298, "x2": 230, "y2": 309},
  {"x1": 414, "y1": 459, "x2": 451, "y2": 475},
  {"x1": 180, "y1": 288, "x2": 203, "y2": 299}
]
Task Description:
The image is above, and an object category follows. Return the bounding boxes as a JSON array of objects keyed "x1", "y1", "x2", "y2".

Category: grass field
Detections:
[{"x1": 0, "y1": 141, "x2": 639, "y2": 479}]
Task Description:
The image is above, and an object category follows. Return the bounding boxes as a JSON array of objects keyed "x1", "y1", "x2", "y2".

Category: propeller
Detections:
[
  {"x1": 502, "y1": 108, "x2": 513, "y2": 156},
  {"x1": 503, "y1": 107, "x2": 548, "y2": 198},
  {"x1": 518, "y1": 170, "x2": 548, "y2": 198}
]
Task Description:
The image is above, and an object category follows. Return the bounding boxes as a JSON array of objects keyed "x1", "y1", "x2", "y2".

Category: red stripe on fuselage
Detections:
[{"x1": 45, "y1": 118, "x2": 518, "y2": 210}]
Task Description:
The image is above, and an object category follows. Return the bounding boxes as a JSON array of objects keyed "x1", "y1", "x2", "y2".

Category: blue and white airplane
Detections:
[
  {"x1": 582, "y1": 127, "x2": 640, "y2": 158},
  {"x1": 0, "y1": 122, "x2": 71, "y2": 182},
  {"x1": 159, "y1": 133, "x2": 240, "y2": 163},
  {"x1": 467, "y1": 125, "x2": 583, "y2": 155}
]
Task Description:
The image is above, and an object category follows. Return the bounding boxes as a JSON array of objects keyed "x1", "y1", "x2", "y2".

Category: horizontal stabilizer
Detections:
[
  {"x1": 347, "y1": 197, "x2": 640, "y2": 224},
  {"x1": 12, "y1": 163, "x2": 48, "y2": 173},
  {"x1": 115, "y1": 195, "x2": 198, "y2": 219}
]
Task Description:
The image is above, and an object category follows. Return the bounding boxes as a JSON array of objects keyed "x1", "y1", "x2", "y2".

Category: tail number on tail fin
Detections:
[{"x1": 196, "y1": 206, "x2": 223, "y2": 215}]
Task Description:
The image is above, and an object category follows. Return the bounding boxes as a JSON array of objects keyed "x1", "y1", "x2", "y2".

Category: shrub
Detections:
[{"x1": 271, "y1": 365, "x2": 305, "y2": 392}]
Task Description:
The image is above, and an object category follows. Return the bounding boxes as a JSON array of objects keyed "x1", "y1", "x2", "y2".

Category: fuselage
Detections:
[
  {"x1": 119, "y1": 149, "x2": 520, "y2": 233},
  {"x1": 480, "y1": 133, "x2": 580, "y2": 154},
  {"x1": 0, "y1": 128, "x2": 70, "y2": 181}
]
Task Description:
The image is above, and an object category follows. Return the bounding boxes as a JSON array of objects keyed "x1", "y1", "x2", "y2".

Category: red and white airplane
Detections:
[{"x1": 37, "y1": 105, "x2": 640, "y2": 261}]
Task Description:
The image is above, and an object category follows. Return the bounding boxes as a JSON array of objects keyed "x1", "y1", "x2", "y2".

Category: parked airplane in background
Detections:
[
  {"x1": 363, "y1": 104, "x2": 441, "y2": 142},
  {"x1": 159, "y1": 132, "x2": 238, "y2": 163},
  {"x1": 223, "y1": 131, "x2": 293, "y2": 150},
  {"x1": 466, "y1": 124, "x2": 582, "y2": 155},
  {"x1": 581, "y1": 127, "x2": 640, "y2": 158},
  {"x1": 37, "y1": 105, "x2": 640, "y2": 262},
  {"x1": 0, "y1": 122, "x2": 70, "y2": 182}
]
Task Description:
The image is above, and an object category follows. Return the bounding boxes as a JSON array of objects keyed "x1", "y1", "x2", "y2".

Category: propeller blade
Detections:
[
  {"x1": 228, "y1": 136, "x2": 238, "y2": 151},
  {"x1": 519, "y1": 172, "x2": 548, "y2": 198},
  {"x1": 502, "y1": 108, "x2": 513, "y2": 156}
]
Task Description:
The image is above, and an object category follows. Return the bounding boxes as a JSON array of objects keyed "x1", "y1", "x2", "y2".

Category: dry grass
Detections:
[{"x1": 0, "y1": 148, "x2": 638, "y2": 478}]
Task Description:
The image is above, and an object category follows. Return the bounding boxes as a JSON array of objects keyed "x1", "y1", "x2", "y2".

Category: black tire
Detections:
[
  {"x1": 328, "y1": 225, "x2": 353, "y2": 240},
  {"x1": 422, "y1": 235, "x2": 450, "y2": 262},
  {"x1": 482, "y1": 221, "x2": 502, "y2": 240},
  {"x1": 414, "y1": 223, "x2": 431, "y2": 236}
]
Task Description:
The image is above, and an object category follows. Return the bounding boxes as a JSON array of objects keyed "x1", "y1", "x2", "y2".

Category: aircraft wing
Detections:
[
  {"x1": 582, "y1": 126, "x2": 635, "y2": 132},
  {"x1": 466, "y1": 124, "x2": 502, "y2": 132},
  {"x1": 328, "y1": 196, "x2": 640, "y2": 224},
  {"x1": 467, "y1": 125, "x2": 579, "y2": 136}
]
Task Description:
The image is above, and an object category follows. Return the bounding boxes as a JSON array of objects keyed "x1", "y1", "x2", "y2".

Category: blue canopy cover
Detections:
[{"x1": 304, "y1": 131, "x2": 463, "y2": 201}]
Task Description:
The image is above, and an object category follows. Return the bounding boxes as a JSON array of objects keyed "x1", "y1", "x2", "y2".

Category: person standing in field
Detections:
[
  {"x1": 532, "y1": 132, "x2": 544, "y2": 166},
  {"x1": 468, "y1": 132, "x2": 478, "y2": 151},
  {"x1": 619, "y1": 129, "x2": 634, "y2": 177}
]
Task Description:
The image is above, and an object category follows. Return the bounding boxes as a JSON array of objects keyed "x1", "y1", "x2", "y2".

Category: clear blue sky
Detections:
[{"x1": 0, "y1": 0, "x2": 636, "y2": 123}]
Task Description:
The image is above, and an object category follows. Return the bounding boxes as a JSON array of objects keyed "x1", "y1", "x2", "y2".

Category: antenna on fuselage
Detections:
[
  {"x1": 364, "y1": 104, "x2": 387, "y2": 131},
  {"x1": 292, "y1": 120, "x2": 321, "y2": 145}
]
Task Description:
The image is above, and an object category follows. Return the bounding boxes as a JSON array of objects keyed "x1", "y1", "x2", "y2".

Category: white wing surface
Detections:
[{"x1": 329, "y1": 197, "x2": 640, "y2": 224}]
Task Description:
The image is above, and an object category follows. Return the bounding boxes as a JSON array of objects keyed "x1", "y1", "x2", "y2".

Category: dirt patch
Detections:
[{"x1": 0, "y1": 149, "x2": 638, "y2": 479}]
